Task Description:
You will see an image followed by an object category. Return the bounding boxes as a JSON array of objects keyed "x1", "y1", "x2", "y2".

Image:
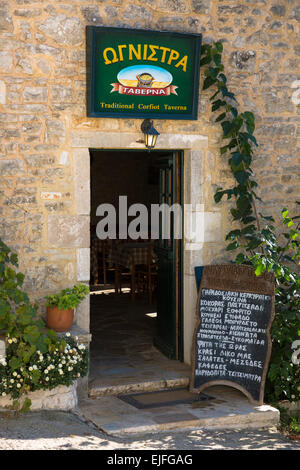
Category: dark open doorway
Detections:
[{"x1": 89, "y1": 150, "x2": 185, "y2": 394}]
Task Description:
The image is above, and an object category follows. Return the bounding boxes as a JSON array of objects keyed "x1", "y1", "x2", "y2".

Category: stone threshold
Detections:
[
  {"x1": 78, "y1": 386, "x2": 280, "y2": 436},
  {"x1": 89, "y1": 377, "x2": 190, "y2": 398}
]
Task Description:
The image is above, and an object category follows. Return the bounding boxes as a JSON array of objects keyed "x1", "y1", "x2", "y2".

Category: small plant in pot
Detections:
[{"x1": 45, "y1": 283, "x2": 90, "y2": 332}]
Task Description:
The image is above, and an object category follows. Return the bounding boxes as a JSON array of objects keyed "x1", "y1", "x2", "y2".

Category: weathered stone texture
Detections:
[
  {"x1": 0, "y1": 0, "x2": 297, "y2": 316},
  {"x1": 0, "y1": 384, "x2": 77, "y2": 411}
]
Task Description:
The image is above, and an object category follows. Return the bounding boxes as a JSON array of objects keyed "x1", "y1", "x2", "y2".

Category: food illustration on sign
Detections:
[
  {"x1": 136, "y1": 73, "x2": 155, "y2": 88},
  {"x1": 111, "y1": 65, "x2": 178, "y2": 96}
]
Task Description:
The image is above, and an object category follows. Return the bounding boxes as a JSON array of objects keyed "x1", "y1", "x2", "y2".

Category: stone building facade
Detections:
[{"x1": 0, "y1": 1, "x2": 299, "y2": 365}]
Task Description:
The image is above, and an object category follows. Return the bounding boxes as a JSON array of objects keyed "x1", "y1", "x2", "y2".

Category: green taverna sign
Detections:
[{"x1": 86, "y1": 26, "x2": 202, "y2": 120}]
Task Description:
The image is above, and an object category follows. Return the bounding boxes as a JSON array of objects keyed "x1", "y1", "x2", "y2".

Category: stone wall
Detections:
[
  {"x1": 0, "y1": 383, "x2": 78, "y2": 411},
  {"x1": 0, "y1": 0, "x2": 299, "y2": 324}
]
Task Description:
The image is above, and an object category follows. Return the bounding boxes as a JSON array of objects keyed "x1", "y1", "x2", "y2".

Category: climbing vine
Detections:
[{"x1": 201, "y1": 42, "x2": 300, "y2": 403}]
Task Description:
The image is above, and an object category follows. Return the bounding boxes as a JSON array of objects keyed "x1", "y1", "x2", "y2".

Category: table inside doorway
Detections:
[{"x1": 108, "y1": 242, "x2": 157, "y2": 300}]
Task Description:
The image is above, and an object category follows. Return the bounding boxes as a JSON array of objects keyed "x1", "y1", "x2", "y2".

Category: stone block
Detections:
[
  {"x1": 159, "y1": 0, "x2": 189, "y2": 13},
  {"x1": 23, "y1": 265, "x2": 63, "y2": 291},
  {"x1": 23, "y1": 87, "x2": 48, "y2": 103},
  {"x1": 0, "y1": 384, "x2": 77, "y2": 411},
  {"x1": 123, "y1": 5, "x2": 152, "y2": 21},
  {"x1": 0, "y1": 51, "x2": 12, "y2": 72},
  {"x1": 59, "y1": 151, "x2": 69, "y2": 166},
  {"x1": 45, "y1": 119, "x2": 66, "y2": 144},
  {"x1": 0, "y1": 2, "x2": 13, "y2": 32},
  {"x1": 48, "y1": 215, "x2": 90, "y2": 248},
  {"x1": 74, "y1": 149, "x2": 90, "y2": 215},
  {"x1": 0, "y1": 159, "x2": 24, "y2": 175},
  {"x1": 39, "y1": 15, "x2": 83, "y2": 46},
  {"x1": 81, "y1": 6, "x2": 103, "y2": 24},
  {"x1": 0, "y1": 80, "x2": 6, "y2": 104},
  {"x1": 75, "y1": 294, "x2": 90, "y2": 332},
  {"x1": 76, "y1": 248, "x2": 90, "y2": 282},
  {"x1": 191, "y1": 0, "x2": 211, "y2": 14},
  {"x1": 50, "y1": 85, "x2": 73, "y2": 103},
  {"x1": 25, "y1": 154, "x2": 55, "y2": 168},
  {"x1": 13, "y1": 8, "x2": 42, "y2": 17}
]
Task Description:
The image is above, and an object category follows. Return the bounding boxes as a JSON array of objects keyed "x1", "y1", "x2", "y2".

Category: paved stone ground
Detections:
[
  {"x1": 89, "y1": 291, "x2": 189, "y2": 396},
  {"x1": 0, "y1": 410, "x2": 299, "y2": 450}
]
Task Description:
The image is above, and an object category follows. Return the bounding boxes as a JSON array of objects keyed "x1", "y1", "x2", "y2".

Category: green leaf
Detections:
[
  {"x1": 221, "y1": 121, "x2": 233, "y2": 138},
  {"x1": 200, "y1": 56, "x2": 212, "y2": 66},
  {"x1": 234, "y1": 170, "x2": 250, "y2": 185},
  {"x1": 203, "y1": 76, "x2": 217, "y2": 90},
  {"x1": 212, "y1": 53, "x2": 222, "y2": 66},
  {"x1": 226, "y1": 229, "x2": 241, "y2": 241},
  {"x1": 231, "y1": 152, "x2": 244, "y2": 167},
  {"x1": 226, "y1": 241, "x2": 239, "y2": 251},
  {"x1": 214, "y1": 42, "x2": 223, "y2": 53},
  {"x1": 255, "y1": 263, "x2": 266, "y2": 276},
  {"x1": 212, "y1": 99, "x2": 226, "y2": 111},
  {"x1": 215, "y1": 112, "x2": 226, "y2": 122},
  {"x1": 9, "y1": 356, "x2": 22, "y2": 370}
]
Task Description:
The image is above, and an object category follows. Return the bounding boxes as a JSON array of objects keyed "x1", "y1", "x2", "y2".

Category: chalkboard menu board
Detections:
[{"x1": 190, "y1": 265, "x2": 275, "y2": 405}]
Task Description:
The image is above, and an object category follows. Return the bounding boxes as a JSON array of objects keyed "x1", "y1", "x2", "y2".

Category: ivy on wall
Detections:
[{"x1": 201, "y1": 42, "x2": 300, "y2": 403}]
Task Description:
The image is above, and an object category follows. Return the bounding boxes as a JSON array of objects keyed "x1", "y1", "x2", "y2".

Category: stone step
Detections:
[
  {"x1": 88, "y1": 376, "x2": 190, "y2": 398},
  {"x1": 77, "y1": 386, "x2": 280, "y2": 436}
]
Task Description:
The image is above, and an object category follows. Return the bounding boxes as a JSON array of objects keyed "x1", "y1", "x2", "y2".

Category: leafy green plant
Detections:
[
  {"x1": 45, "y1": 284, "x2": 90, "y2": 310},
  {"x1": 233, "y1": 208, "x2": 300, "y2": 402},
  {"x1": 201, "y1": 42, "x2": 300, "y2": 403},
  {"x1": 0, "y1": 239, "x2": 88, "y2": 411},
  {"x1": 278, "y1": 406, "x2": 300, "y2": 436},
  {"x1": 0, "y1": 334, "x2": 88, "y2": 412}
]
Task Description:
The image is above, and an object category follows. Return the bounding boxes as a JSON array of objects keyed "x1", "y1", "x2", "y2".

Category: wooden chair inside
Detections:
[
  {"x1": 101, "y1": 240, "x2": 119, "y2": 292},
  {"x1": 135, "y1": 245, "x2": 157, "y2": 304}
]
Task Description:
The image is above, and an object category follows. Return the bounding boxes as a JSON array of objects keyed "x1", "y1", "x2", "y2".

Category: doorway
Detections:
[{"x1": 89, "y1": 149, "x2": 185, "y2": 392}]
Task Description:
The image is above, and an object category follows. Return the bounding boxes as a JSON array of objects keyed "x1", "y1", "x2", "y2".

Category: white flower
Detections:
[
  {"x1": 10, "y1": 379, "x2": 14, "y2": 384},
  {"x1": 66, "y1": 332, "x2": 70, "y2": 337},
  {"x1": 33, "y1": 365, "x2": 38, "y2": 370},
  {"x1": 29, "y1": 367, "x2": 33, "y2": 371},
  {"x1": 59, "y1": 370, "x2": 63, "y2": 375},
  {"x1": 45, "y1": 377, "x2": 49, "y2": 382},
  {"x1": 12, "y1": 338, "x2": 17, "y2": 343},
  {"x1": 2, "y1": 392, "x2": 6, "y2": 396},
  {"x1": 39, "y1": 356, "x2": 43, "y2": 361},
  {"x1": 8, "y1": 339, "x2": 12, "y2": 344},
  {"x1": 17, "y1": 384, "x2": 21, "y2": 388},
  {"x1": 13, "y1": 372, "x2": 17, "y2": 377},
  {"x1": 44, "y1": 369, "x2": 48, "y2": 374}
]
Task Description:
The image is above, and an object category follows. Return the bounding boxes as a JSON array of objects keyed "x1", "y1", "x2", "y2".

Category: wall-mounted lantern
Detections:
[{"x1": 141, "y1": 119, "x2": 160, "y2": 151}]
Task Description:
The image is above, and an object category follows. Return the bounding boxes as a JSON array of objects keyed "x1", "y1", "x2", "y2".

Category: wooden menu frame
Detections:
[{"x1": 190, "y1": 264, "x2": 275, "y2": 405}]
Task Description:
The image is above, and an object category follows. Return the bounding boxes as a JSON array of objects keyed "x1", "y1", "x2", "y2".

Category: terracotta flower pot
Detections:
[{"x1": 46, "y1": 306, "x2": 74, "y2": 332}]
